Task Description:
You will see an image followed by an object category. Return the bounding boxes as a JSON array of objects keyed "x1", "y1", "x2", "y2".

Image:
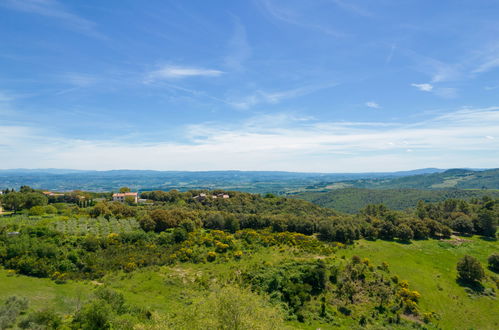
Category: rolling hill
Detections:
[{"x1": 292, "y1": 188, "x2": 499, "y2": 213}]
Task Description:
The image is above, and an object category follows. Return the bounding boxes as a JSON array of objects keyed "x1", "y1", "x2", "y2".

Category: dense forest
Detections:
[
  {"x1": 0, "y1": 187, "x2": 497, "y2": 329},
  {"x1": 293, "y1": 188, "x2": 499, "y2": 213}
]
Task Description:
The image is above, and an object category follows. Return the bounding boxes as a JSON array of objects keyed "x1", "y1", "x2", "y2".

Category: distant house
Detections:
[
  {"x1": 112, "y1": 192, "x2": 138, "y2": 203},
  {"x1": 42, "y1": 191, "x2": 64, "y2": 197},
  {"x1": 193, "y1": 193, "x2": 230, "y2": 201},
  {"x1": 193, "y1": 193, "x2": 207, "y2": 201}
]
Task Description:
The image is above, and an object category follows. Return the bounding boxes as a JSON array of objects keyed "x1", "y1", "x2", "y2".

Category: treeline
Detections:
[
  {"x1": 0, "y1": 186, "x2": 107, "y2": 214},
  {"x1": 415, "y1": 197, "x2": 497, "y2": 237},
  {"x1": 4, "y1": 186, "x2": 495, "y2": 244}
]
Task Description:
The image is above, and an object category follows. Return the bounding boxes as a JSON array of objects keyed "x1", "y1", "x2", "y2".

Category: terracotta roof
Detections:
[{"x1": 113, "y1": 192, "x2": 138, "y2": 197}]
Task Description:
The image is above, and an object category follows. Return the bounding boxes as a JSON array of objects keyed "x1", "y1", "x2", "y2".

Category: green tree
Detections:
[
  {"x1": 1, "y1": 192, "x2": 26, "y2": 213},
  {"x1": 23, "y1": 193, "x2": 48, "y2": 209},
  {"x1": 488, "y1": 253, "x2": 499, "y2": 273},
  {"x1": 159, "y1": 286, "x2": 287, "y2": 329},
  {"x1": 396, "y1": 224, "x2": 414, "y2": 241},
  {"x1": 119, "y1": 187, "x2": 131, "y2": 193},
  {"x1": 451, "y1": 215, "x2": 474, "y2": 235},
  {"x1": 124, "y1": 195, "x2": 136, "y2": 205},
  {"x1": 457, "y1": 255, "x2": 485, "y2": 283},
  {"x1": 477, "y1": 209, "x2": 497, "y2": 237},
  {"x1": 19, "y1": 185, "x2": 35, "y2": 193}
]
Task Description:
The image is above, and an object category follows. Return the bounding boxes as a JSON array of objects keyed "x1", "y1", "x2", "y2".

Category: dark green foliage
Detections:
[
  {"x1": 295, "y1": 187, "x2": 499, "y2": 213},
  {"x1": 141, "y1": 209, "x2": 199, "y2": 232},
  {"x1": 451, "y1": 215, "x2": 474, "y2": 235},
  {"x1": 396, "y1": 224, "x2": 414, "y2": 241},
  {"x1": 243, "y1": 257, "x2": 421, "y2": 323},
  {"x1": 488, "y1": 253, "x2": 499, "y2": 272},
  {"x1": 457, "y1": 255, "x2": 485, "y2": 283},
  {"x1": 477, "y1": 209, "x2": 497, "y2": 237},
  {"x1": 72, "y1": 301, "x2": 112, "y2": 330},
  {"x1": 18, "y1": 309, "x2": 62, "y2": 329}
]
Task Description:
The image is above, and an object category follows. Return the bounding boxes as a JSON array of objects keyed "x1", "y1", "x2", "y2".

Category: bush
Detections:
[
  {"x1": 396, "y1": 224, "x2": 414, "y2": 241},
  {"x1": 457, "y1": 255, "x2": 485, "y2": 283},
  {"x1": 0, "y1": 296, "x2": 29, "y2": 329},
  {"x1": 73, "y1": 301, "x2": 112, "y2": 330},
  {"x1": 28, "y1": 206, "x2": 46, "y2": 216},
  {"x1": 488, "y1": 253, "x2": 499, "y2": 273},
  {"x1": 18, "y1": 309, "x2": 62, "y2": 329}
]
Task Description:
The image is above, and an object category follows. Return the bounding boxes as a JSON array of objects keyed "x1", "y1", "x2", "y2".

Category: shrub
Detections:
[
  {"x1": 488, "y1": 253, "x2": 499, "y2": 273},
  {"x1": 28, "y1": 206, "x2": 45, "y2": 216},
  {"x1": 44, "y1": 205, "x2": 58, "y2": 214},
  {"x1": 0, "y1": 296, "x2": 29, "y2": 329},
  {"x1": 234, "y1": 250, "x2": 243, "y2": 259},
  {"x1": 207, "y1": 251, "x2": 217, "y2": 262},
  {"x1": 18, "y1": 309, "x2": 62, "y2": 329},
  {"x1": 73, "y1": 301, "x2": 112, "y2": 330},
  {"x1": 457, "y1": 255, "x2": 485, "y2": 283}
]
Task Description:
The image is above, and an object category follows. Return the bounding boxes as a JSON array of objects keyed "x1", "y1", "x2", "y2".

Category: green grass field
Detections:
[
  {"x1": 341, "y1": 237, "x2": 499, "y2": 330},
  {"x1": 1, "y1": 237, "x2": 497, "y2": 329},
  {"x1": 0, "y1": 271, "x2": 94, "y2": 314}
]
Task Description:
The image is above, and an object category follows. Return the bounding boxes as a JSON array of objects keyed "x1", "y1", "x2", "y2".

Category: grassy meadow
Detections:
[
  {"x1": 341, "y1": 237, "x2": 498, "y2": 329},
  {"x1": 1, "y1": 235, "x2": 497, "y2": 329}
]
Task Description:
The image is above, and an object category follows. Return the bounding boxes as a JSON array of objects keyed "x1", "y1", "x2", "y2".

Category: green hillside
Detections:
[
  {"x1": 330, "y1": 168, "x2": 499, "y2": 190},
  {"x1": 0, "y1": 187, "x2": 497, "y2": 329},
  {"x1": 293, "y1": 188, "x2": 499, "y2": 213}
]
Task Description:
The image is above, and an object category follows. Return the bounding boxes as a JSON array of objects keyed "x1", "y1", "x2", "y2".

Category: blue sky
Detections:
[{"x1": 0, "y1": 0, "x2": 498, "y2": 172}]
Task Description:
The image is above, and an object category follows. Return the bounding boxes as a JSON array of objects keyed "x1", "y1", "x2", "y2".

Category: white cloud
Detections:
[
  {"x1": 411, "y1": 83, "x2": 433, "y2": 92},
  {"x1": 145, "y1": 65, "x2": 223, "y2": 82},
  {"x1": 385, "y1": 43, "x2": 396, "y2": 64},
  {"x1": 365, "y1": 101, "x2": 380, "y2": 109},
  {"x1": 473, "y1": 58, "x2": 499, "y2": 74},
  {"x1": 2, "y1": 0, "x2": 102, "y2": 38},
  {"x1": 1, "y1": 107, "x2": 499, "y2": 172},
  {"x1": 227, "y1": 83, "x2": 337, "y2": 109}
]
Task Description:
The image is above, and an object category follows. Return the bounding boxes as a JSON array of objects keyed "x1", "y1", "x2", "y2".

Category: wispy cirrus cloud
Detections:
[
  {"x1": 473, "y1": 58, "x2": 499, "y2": 74},
  {"x1": 2, "y1": 0, "x2": 103, "y2": 38},
  {"x1": 224, "y1": 18, "x2": 251, "y2": 71},
  {"x1": 258, "y1": 0, "x2": 347, "y2": 37},
  {"x1": 145, "y1": 65, "x2": 224, "y2": 82},
  {"x1": 61, "y1": 72, "x2": 99, "y2": 87},
  {"x1": 330, "y1": 0, "x2": 372, "y2": 17},
  {"x1": 227, "y1": 83, "x2": 337, "y2": 109}
]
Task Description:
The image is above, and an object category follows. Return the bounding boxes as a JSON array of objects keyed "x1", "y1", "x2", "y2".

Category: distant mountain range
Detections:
[
  {"x1": 0, "y1": 167, "x2": 446, "y2": 193},
  {"x1": 0, "y1": 167, "x2": 497, "y2": 193}
]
